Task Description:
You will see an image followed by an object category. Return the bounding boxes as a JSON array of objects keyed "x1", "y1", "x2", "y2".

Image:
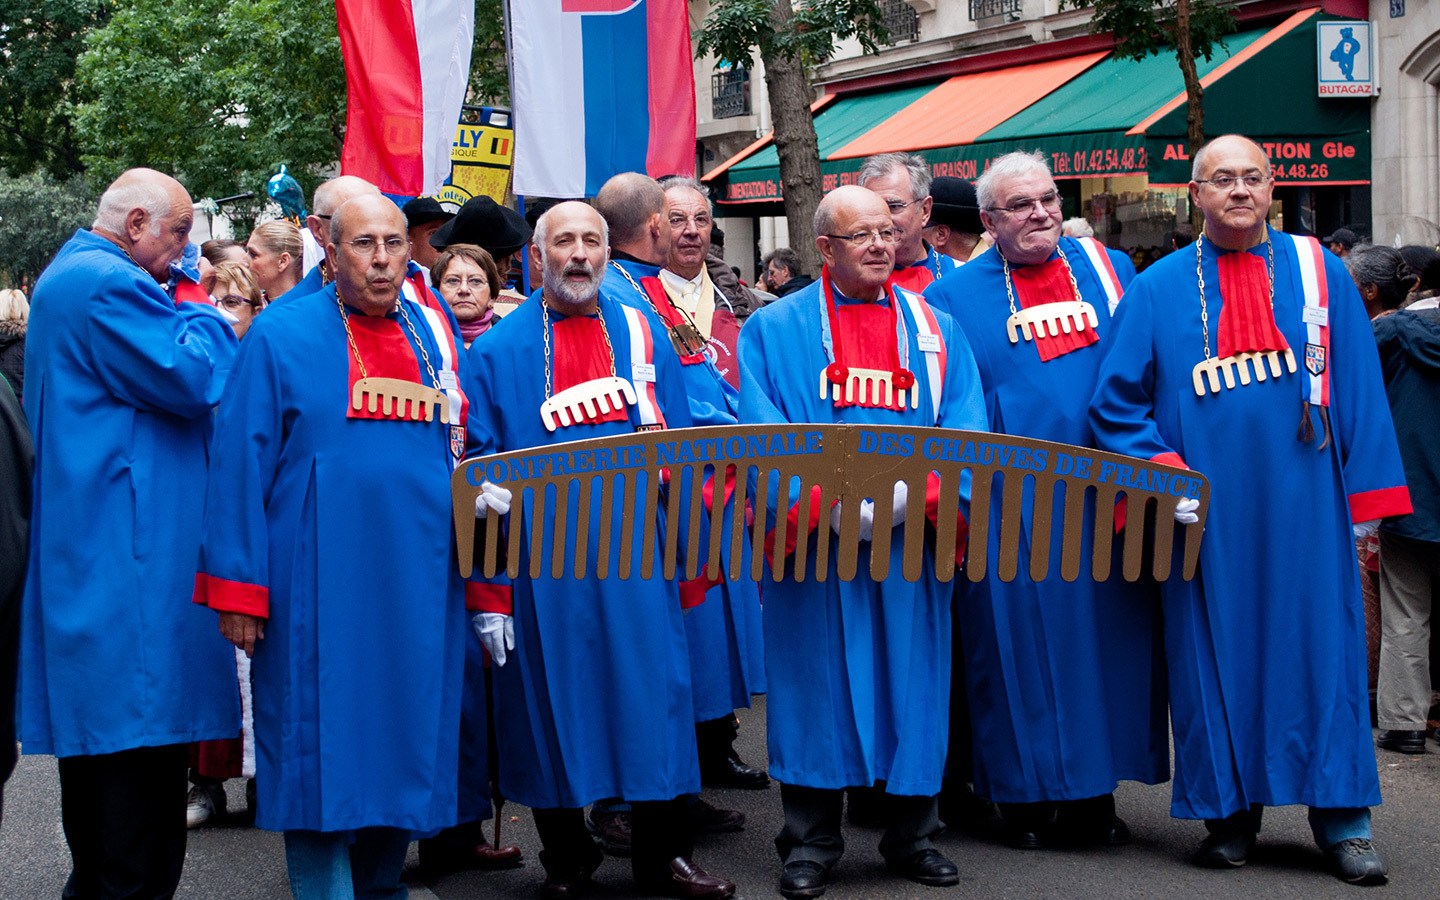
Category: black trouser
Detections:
[
  {"x1": 999, "y1": 793, "x2": 1115, "y2": 832},
  {"x1": 695, "y1": 714, "x2": 739, "y2": 764},
  {"x1": 776, "y1": 783, "x2": 940, "y2": 870},
  {"x1": 535, "y1": 799, "x2": 693, "y2": 883},
  {"x1": 58, "y1": 744, "x2": 188, "y2": 900}
]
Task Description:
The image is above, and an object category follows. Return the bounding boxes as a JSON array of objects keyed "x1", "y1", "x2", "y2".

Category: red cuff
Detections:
[
  {"x1": 765, "y1": 484, "x2": 825, "y2": 564},
  {"x1": 924, "y1": 473, "x2": 969, "y2": 567},
  {"x1": 193, "y1": 573, "x2": 269, "y2": 618},
  {"x1": 680, "y1": 570, "x2": 722, "y2": 609},
  {"x1": 1349, "y1": 486, "x2": 1413, "y2": 523},
  {"x1": 173, "y1": 282, "x2": 212, "y2": 306},
  {"x1": 1150, "y1": 452, "x2": 1188, "y2": 470},
  {"x1": 466, "y1": 582, "x2": 514, "y2": 615}
]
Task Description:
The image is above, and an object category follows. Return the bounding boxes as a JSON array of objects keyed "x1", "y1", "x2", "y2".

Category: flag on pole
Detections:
[
  {"x1": 336, "y1": 0, "x2": 474, "y2": 195},
  {"x1": 511, "y1": 0, "x2": 697, "y2": 197}
]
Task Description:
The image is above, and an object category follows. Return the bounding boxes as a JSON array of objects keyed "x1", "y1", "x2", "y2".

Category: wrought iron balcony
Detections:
[{"x1": 711, "y1": 67, "x2": 751, "y2": 120}]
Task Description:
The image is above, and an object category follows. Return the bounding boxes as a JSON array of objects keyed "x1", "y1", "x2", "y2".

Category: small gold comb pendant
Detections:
[
  {"x1": 818, "y1": 368, "x2": 919, "y2": 409},
  {"x1": 1190, "y1": 349, "x2": 1297, "y2": 396},
  {"x1": 351, "y1": 378, "x2": 450, "y2": 422},
  {"x1": 540, "y1": 376, "x2": 638, "y2": 432},
  {"x1": 1006, "y1": 301, "x2": 1099, "y2": 344}
]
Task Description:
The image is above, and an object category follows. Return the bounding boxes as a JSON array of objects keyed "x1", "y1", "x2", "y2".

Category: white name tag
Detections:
[
  {"x1": 916, "y1": 333, "x2": 941, "y2": 353},
  {"x1": 631, "y1": 362, "x2": 656, "y2": 383},
  {"x1": 438, "y1": 370, "x2": 459, "y2": 391},
  {"x1": 1302, "y1": 306, "x2": 1329, "y2": 327}
]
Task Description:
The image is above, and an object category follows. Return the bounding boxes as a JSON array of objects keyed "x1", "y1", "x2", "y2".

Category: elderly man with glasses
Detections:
[
  {"x1": 923, "y1": 151, "x2": 1163, "y2": 854},
  {"x1": 1091, "y1": 134, "x2": 1411, "y2": 886},
  {"x1": 738, "y1": 185, "x2": 988, "y2": 898}
]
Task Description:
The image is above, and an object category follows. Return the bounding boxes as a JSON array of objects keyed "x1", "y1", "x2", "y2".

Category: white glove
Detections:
[
  {"x1": 472, "y1": 612, "x2": 514, "y2": 667},
  {"x1": 1174, "y1": 497, "x2": 1200, "y2": 525},
  {"x1": 1353, "y1": 519, "x2": 1379, "y2": 540},
  {"x1": 889, "y1": 482, "x2": 908, "y2": 529},
  {"x1": 474, "y1": 481, "x2": 513, "y2": 517}
]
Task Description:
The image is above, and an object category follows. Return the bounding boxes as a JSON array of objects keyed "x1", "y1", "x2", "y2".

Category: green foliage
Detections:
[
  {"x1": 472, "y1": 0, "x2": 510, "y2": 105},
  {"x1": 0, "y1": 0, "x2": 113, "y2": 178},
  {"x1": 0, "y1": 172, "x2": 98, "y2": 287},
  {"x1": 1061, "y1": 0, "x2": 1236, "y2": 63},
  {"x1": 695, "y1": 0, "x2": 892, "y2": 70},
  {"x1": 71, "y1": 0, "x2": 346, "y2": 208}
]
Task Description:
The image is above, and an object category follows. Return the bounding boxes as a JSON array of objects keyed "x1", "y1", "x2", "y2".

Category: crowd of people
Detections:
[{"x1": 0, "y1": 132, "x2": 1435, "y2": 900}]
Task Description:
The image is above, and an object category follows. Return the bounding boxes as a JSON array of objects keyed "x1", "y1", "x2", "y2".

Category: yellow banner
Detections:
[{"x1": 448, "y1": 121, "x2": 514, "y2": 203}]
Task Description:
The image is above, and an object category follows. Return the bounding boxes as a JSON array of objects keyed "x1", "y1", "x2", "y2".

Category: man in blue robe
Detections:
[
  {"x1": 1090, "y1": 134, "x2": 1413, "y2": 886},
  {"x1": 596, "y1": 173, "x2": 767, "y2": 796},
  {"x1": 465, "y1": 201, "x2": 736, "y2": 900},
  {"x1": 739, "y1": 185, "x2": 987, "y2": 898},
  {"x1": 924, "y1": 151, "x2": 1168, "y2": 850},
  {"x1": 196, "y1": 194, "x2": 471, "y2": 896},
  {"x1": 19, "y1": 168, "x2": 239, "y2": 896}
]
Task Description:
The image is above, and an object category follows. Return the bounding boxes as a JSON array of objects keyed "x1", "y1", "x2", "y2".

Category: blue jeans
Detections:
[{"x1": 283, "y1": 828, "x2": 410, "y2": 900}]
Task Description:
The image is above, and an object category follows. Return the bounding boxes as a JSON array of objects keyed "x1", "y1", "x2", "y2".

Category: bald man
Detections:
[
  {"x1": 1092, "y1": 134, "x2": 1410, "y2": 885},
  {"x1": 283, "y1": 175, "x2": 382, "y2": 301},
  {"x1": 196, "y1": 194, "x2": 473, "y2": 896},
  {"x1": 19, "y1": 168, "x2": 240, "y2": 896},
  {"x1": 739, "y1": 185, "x2": 987, "y2": 897}
]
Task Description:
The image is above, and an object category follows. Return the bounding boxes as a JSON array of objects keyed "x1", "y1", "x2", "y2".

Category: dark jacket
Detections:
[
  {"x1": 772, "y1": 274, "x2": 814, "y2": 299},
  {"x1": 0, "y1": 318, "x2": 22, "y2": 401},
  {"x1": 0, "y1": 374, "x2": 33, "y2": 819},
  {"x1": 1375, "y1": 307, "x2": 1440, "y2": 542}
]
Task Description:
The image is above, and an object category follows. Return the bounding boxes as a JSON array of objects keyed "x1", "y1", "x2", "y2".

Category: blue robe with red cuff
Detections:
[
  {"x1": 738, "y1": 277, "x2": 987, "y2": 795},
  {"x1": 603, "y1": 259, "x2": 766, "y2": 721},
  {"x1": 194, "y1": 285, "x2": 469, "y2": 833},
  {"x1": 924, "y1": 238, "x2": 1169, "y2": 805},
  {"x1": 464, "y1": 291, "x2": 703, "y2": 809},
  {"x1": 18, "y1": 229, "x2": 240, "y2": 758},
  {"x1": 1090, "y1": 227, "x2": 1412, "y2": 819}
]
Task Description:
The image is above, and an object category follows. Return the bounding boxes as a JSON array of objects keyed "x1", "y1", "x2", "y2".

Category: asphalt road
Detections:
[{"x1": 4, "y1": 700, "x2": 1439, "y2": 899}]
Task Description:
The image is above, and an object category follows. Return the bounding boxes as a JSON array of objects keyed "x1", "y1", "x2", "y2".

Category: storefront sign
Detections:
[
  {"x1": 1317, "y1": 21, "x2": 1376, "y2": 97},
  {"x1": 1145, "y1": 134, "x2": 1369, "y2": 184}
]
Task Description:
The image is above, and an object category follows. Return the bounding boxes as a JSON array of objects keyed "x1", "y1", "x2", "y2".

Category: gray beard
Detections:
[{"x1": 544, "y1": 266, "x2": 602, "y2": 307}]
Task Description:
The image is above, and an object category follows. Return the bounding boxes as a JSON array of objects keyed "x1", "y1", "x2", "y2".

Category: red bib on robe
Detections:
[
  {"x1": 345, "y1": 313, "x2": 423, "y2": 420},
  {"x1": 1011, "y1": 258, "x2": 1098, "y2": 362},
  {"x1": 551, "y1": 314, "x2": 628, "y2": 425},
  {"x1": 1216, "y1": 249, "x2": 1290, "y2": 358},
  {"x1": 833, "y1": 301, "x2": 907, "y2": 410}
]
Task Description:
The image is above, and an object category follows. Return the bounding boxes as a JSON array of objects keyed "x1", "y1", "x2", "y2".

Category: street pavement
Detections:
[{"x1": 4, "y1": 698, "x2": 1440, "y2": 899}]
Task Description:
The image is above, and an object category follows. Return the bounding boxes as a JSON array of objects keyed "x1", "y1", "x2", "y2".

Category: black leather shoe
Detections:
[
  {"x1": 700, "y1": 753, "x2": 771, "y2": 790},
  {"x1": 541, "y1": 850, "x2": 603, "y2": 900},
  {"x1": 1003, "y1": 826, "x2": 1046, "y2": 850},
  {"x1": 1324, "y1": 838, "x2": 1388, "y2": 886},
  {"x1": 685, "y1": 797, "x2": 745, "y2": 834},
  {"x1": 885, "y1": 848, "x2": 960, "y2": 887},
  {"x1": 637, "y1": 857, "x2": 736, "y2": 899},
  {"x1": 778, "y1": 860, "x2": 828, "y2": 898},
  {"x1": 1376, "y1": 729, "x2": 1427, "y2": 754},
  {"x1": 1194, "y1": 830, "x2": 1255, "y2": 869}
]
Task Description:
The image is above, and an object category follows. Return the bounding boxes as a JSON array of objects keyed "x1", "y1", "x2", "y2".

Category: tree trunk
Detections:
[
  {"x1": 762, "y1": 0, "x2": 825, "y2": 276},
  {"x1": 1173, "y1": 0, "x2": 1205, "y2": 231}
]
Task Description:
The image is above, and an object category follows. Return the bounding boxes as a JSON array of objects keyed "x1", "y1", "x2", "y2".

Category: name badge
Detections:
[
  {"x1": 438, "y1": 370, "x2": 459, "y2": 391},
  {"x1": 1301, "y1": 306, "x2": 1329, "y2": 327},
  {"x1": 631, "y1": 362, "x2": 656, "y2": 383},
  {"x1": 916, "y1": 333, "x2": 941, "y2": 353}
]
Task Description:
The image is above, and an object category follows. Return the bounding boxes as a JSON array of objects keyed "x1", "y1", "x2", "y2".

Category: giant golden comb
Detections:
[{"x1": 453, "y1": 424, "x2": 1208, "y2": 584}]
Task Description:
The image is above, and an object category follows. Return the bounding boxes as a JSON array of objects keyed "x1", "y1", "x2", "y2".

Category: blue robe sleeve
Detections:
[
  {"x1": 1089, "y1": 276, "x2": 1179, "y2": 466},
  {"x1": 1322, "y1": 253, "x2": 1412, "y2": 522},
  {"x1": 87, "y1": 273, "x2": 237, "y2": 418},
  {"x1": 194, "y1": 328, "x2": 284, "y2": 618}
]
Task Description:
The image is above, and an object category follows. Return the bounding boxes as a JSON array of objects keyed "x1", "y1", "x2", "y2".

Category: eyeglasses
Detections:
[
  {"x1": 441, "y1": 275, "x2": 489, "y2": 291},
  {"x1": 343, "y1": 237, "x2": 409, "y2": 257},
  {"x1": 213, "y1": 294, "x2": 256, "y2": 311},
  {"x1": 825, "y1": 229, "x2": 897, "y2": 246},
  {"x1": 668, "y1": 213, "x2": 713, "y2": 229},
  {"x1": 987, "y1": 191, "x2": 1061, "y2": 216},
  {"x1": 1195, "y1": 173, "x2": 1270, "y2": 191},
  {"x1": 882, "y1": 199, "x2": 918, "y2": 214}
]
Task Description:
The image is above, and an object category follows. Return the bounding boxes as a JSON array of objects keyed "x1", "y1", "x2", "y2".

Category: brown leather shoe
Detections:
[
  {"x1": 473, "y1": 841, "x2": 524, "y2": 868},
  {"x1": 638, "y1": 857, "x2": 736, "y2": 899}
]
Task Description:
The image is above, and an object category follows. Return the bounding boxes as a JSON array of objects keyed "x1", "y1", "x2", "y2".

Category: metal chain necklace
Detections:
[
  {"x1": 335, "y1": 293, "x2": 440, "y2": 388},
  {"x1": 337, "y1": 292, "x2": 452, "y2": 424},
  {"x1": 611, "y1": 261, "x2": 707, "y2": 357},
  {"x1": 1000, "y1": 245, "x2": 1099, "y2": 345},
  {"x1": 1190, "y1": 231, "x2": 1295, "y2": 396},
  {"x1": 535, "y1": 295, "x2": 640, "y2": 432}
]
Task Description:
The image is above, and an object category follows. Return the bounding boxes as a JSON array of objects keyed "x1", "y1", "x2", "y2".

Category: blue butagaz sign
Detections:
[{"x1": 1317, "y1": 20, "x2": 1376, "y2": 97}]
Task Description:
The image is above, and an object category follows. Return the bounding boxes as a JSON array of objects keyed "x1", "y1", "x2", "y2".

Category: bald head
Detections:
[
  {"x1": 815, "y1": 186, "x2": 894, "y2": 299},
  {"x1": 92, "y1": 168, "x2": 194, "y2": 281},
  {"x1": 593, "y1": 172, "x2": 667, "y2": 260},
  {"x1": 814, "y1": 185, "x2": 888, "y2": 237},
  {"x1": 1190, "y1": 134, "x2": 1268, "y2": 182},
  {"x1": 309, "y1": 176, "x2": 380, "y2": 247},
  {"x1": 328, "y1": 194, "x2": 410, "y2": 314}
]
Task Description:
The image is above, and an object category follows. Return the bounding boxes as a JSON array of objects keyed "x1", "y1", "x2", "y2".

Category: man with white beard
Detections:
[{"x1": 463, "y1": 202, "x2": 737, "y2": 900}]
